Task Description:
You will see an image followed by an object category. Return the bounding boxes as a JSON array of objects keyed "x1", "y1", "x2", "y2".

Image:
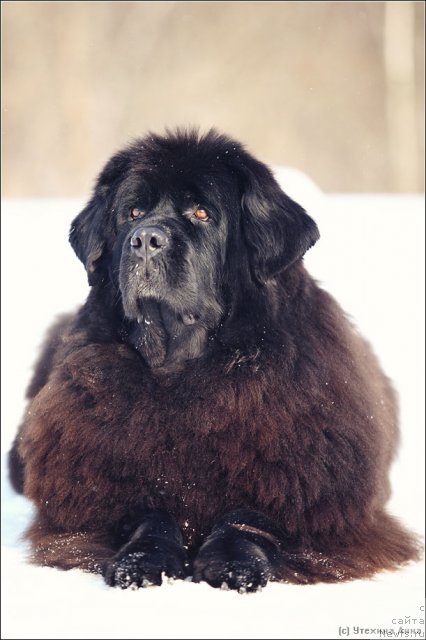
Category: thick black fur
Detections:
[{"x1": 9, "y1": 128, "x2": 420, "y2": 591}]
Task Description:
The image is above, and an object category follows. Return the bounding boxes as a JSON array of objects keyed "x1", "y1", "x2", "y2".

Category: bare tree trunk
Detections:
[{"x1": 384, "y1": 2, "x2": 418, "y2": 191}]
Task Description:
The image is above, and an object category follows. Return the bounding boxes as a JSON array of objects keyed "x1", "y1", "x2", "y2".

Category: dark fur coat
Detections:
[{"x1": 9, "y1": 130, "x2": 420, "y2": 590}]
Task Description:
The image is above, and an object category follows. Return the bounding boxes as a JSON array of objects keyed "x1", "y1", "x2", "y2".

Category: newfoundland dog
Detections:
[{"x1": 9, "y1": 129, "x2": 419, "y2": 591}]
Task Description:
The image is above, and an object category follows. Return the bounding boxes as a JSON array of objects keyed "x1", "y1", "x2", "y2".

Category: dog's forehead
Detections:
[{"x1": 119, "y1": 157, "x2": 237, "y2": 208}]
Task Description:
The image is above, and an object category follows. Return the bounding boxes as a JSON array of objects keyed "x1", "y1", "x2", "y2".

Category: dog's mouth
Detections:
[
  {"x1": 135, "y1": 302, "x2": 200, "y2": 328},
  {"x1": 180, "y1": 312, "x2": 200, "y2": 326},
  {"x1": 118, "y1": 247, "x2": 169, "y2": 318},
  {"x1": 131, "y1": 260, "x2": 161, "y2": 284},
  {"x1": 119, "y1": 257, "x2": 203, "y2": 332}
]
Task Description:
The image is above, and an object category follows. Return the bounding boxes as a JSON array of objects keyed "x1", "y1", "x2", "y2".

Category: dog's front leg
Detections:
[
  {"x1": 192, "y1": 509, "x2": 284, "y2": 592},
  {"x1": 103, "y1": 509, "x2": 187, "y2": 588}
]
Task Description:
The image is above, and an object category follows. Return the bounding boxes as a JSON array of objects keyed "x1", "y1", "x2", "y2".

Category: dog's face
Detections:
[
  {"x1": 70, "y1": 130, "x2": 319, "y2": 368},
  {"x1": 109, "y1": 146, "x2": 240, "y2": 331}
]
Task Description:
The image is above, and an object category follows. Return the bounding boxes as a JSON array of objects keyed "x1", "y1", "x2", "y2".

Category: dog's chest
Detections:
[{"x1": 123, "y1": 392, "x2": 284, "y2": 532}]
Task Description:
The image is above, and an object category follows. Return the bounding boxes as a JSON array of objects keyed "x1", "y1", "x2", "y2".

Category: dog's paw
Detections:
[
  {"x1": 103, "y1": 545, "x2": 186, "y2": 589},
  {"x1": 192, "y1": 542, "x2": 273, "y2": 592}
]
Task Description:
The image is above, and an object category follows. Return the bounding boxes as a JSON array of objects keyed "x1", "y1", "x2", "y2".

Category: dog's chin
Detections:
[
  {"x1": 118, "y1": 257, "x2": 203, "y2": 325},
  {"x1": 119, "y1": 266, "x2": 164, "y2": 319},
  {"x1": 119, "y1": 278, "x2": 200, "y2": 328},
  {"x1": 118, "y1": 280, "x2": 208, "y2": 372}
]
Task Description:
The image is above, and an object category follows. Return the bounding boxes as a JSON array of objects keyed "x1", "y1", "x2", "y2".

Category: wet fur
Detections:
[{"x1": 9, "y1": 129, "x2": 420, "y2": 589}]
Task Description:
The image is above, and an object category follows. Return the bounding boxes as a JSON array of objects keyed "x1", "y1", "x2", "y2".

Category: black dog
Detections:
[{"x1": 9, "y1": 129, "x2": 419, "y2": 590}]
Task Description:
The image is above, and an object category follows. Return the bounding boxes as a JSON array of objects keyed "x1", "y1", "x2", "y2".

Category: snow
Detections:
[{"x1": 1, "y1": 174, "x2": 425, "y2": 640}]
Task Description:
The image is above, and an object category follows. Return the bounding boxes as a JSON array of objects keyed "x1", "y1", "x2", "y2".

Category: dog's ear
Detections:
[
  {"x1": 237, "y1": 156, "x2": 319, "y2": 283},
  {"x1": 69, "y1": 194, "x2": 107, "y2": 286},
  {"x1": 69, "y1": 151, "x2": 130, "y2": 285}
]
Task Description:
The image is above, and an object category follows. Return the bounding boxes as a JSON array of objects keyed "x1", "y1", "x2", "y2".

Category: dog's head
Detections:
[{"x1": 70, "y1": 129, "x2": 319, "y2": 368}]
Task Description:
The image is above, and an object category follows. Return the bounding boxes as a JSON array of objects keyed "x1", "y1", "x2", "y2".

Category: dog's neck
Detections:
[{"x1": 120, "y1": 299, "x2": 209, "y2": 373}]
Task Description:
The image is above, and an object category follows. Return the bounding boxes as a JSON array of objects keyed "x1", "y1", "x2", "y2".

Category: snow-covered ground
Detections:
[{"x1": 2, "y1": 174, "x2": 425, "y2": 640}]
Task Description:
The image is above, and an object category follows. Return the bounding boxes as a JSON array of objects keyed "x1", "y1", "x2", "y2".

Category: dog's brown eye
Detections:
[
  {"x1": 194, "y1": 208, "x2": 209, "y2": 221},
  {"x1": 130, "y1": 208, "x2": 144, "y2": 220}
]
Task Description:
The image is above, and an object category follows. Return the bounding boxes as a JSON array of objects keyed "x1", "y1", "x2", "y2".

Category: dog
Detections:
[{"x1": 8, "y1": 129, "x2": 419, "y2": 591}]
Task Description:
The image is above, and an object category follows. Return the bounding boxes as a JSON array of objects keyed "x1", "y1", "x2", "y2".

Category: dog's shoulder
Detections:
[{"x1": 26, "y1": 312, "x2": 77, "y2": 399}]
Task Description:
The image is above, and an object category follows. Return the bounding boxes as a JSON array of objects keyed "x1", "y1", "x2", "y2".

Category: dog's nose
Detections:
[{"x1": 130, "y1": 226, "x2": 168, "y2": 258}]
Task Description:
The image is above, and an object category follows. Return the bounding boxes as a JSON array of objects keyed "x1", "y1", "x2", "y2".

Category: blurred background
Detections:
[{"x1": 2, "y1": 1, "x2": 424, "y2": 197}]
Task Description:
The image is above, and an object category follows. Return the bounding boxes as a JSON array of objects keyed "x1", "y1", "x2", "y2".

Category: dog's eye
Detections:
[
  {"x1": 194, "y1": 208, "x2": 209, "y2": 221},
  {"x1": 130, "y1": 207, "x2": 144, "y2": 220}
]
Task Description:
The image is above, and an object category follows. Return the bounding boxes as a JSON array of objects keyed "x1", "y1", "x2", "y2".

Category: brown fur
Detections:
[{"x1": 9, "y1": 129, "x2": 420, "y2": 588}]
